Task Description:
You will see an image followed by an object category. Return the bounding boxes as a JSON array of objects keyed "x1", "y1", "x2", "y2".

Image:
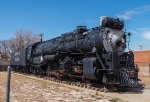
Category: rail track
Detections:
[{"x1": 12, "y1": 71, "x2": 143, "y2": 93}]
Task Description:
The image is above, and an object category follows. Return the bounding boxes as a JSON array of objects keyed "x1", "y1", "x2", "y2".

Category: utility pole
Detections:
[
  {"x1": 139, "y1": 45, "x2": 143, "y2": 51},
  {"x1": 39, "y1": 33, "x2": 44, "y2": 42}
]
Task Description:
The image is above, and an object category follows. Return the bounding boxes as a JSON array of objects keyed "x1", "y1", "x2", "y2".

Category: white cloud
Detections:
[
  {"x1": 128, "y1": 28, "x2": 150, "y2": 50},
  {"x1": 130, "y1": 28, "x2": 150, "y2": 40},
  {"x1": 143, "y1": 31, "x2": 150, "y2": 40},
  {"x1": 116, "y1": 5, "x2": 150, "y2": 20}
]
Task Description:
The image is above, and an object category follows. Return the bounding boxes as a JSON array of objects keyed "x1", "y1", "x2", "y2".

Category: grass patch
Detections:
[{"x1": 109, "y1": 98, "x2": 119, "y2": 102}]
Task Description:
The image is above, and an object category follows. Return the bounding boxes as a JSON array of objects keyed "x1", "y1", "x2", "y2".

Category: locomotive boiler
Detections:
[{"x1": 11, "y1": 16, "x2": 139, "y2": 87}]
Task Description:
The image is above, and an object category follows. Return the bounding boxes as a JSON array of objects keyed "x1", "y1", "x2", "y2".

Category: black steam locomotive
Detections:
[{"x1": 11, "y1": 17, "x2": 139, "y2": 87}]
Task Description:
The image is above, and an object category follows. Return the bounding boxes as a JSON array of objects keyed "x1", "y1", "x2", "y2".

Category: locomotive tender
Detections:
[{"x1": 11, "y1": 16, "x2": 139, "y2": 87}]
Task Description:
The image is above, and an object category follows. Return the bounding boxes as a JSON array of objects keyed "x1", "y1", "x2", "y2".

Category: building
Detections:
[{"x1": 134, "y1": 50, "x2": 150, "y2": 66}]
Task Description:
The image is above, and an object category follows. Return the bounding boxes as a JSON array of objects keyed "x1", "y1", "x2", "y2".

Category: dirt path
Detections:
[
  {"x1": 1, "y1": 72, "x2": 150, "y2": 102},
  {"x1": 0, "y1": 72, "x2": 122, "y2": 102},
  {"x1": 99, "y1": 75, "x2": 150, "y2": 102},
  {"x1": 101, "y1": 89, "x2": 150, "y2": 102}
]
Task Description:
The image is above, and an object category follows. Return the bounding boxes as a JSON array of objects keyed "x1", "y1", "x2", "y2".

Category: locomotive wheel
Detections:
[
  {"x1": 81, "y1": 76, "x2": 86, "y2": 82},
  {"x1": 56, "y1": 71, "x2": 61, "y2": 79}
]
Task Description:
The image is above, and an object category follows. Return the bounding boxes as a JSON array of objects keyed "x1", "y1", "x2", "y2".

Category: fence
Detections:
[
  {"x1": 6, "y1": 66, "x2": 11, "y2": 102},
  {"x1": 135, "y1": 62, "x2": 150, "y2": 77},
  {"x1": 0, "y1": 66, "x2": 11, "y2": 102}
]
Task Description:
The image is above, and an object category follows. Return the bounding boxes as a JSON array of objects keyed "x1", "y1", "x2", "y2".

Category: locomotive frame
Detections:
[{"x1": 11, "y1": 17, "x2": 139, "y2": 87}]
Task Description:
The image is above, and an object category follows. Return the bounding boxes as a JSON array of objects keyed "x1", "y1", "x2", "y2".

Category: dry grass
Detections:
[{"x1": 0, "y1": 72, "x2": 120, "y2": 102}]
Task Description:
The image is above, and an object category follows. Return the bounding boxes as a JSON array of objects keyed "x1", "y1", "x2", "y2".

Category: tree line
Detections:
[{"x1": 0, "y1": 29, "x2": 40, "y2": 60}]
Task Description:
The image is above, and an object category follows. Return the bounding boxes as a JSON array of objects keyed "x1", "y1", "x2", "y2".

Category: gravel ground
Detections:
[
  {"x1": 0, "y1": 72, "x2": 122, "y2": 102},
  {"x1": 138, "y1": 67, "x2": 150, "y2": 77},
  {"x1": 1, "y1": 71, "x2": 150, "y2": 102},
  {"x1": 100, "y1": 75, "x2": 150, "y2": 102}
]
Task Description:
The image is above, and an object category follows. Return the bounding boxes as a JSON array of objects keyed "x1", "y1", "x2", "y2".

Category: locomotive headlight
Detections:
[
  {"x1": 122, "y1": 38, "x2": 125, "y2": 44},
  {"x1": 110, "y1": 33, "x2": 125, "y2": 48},
  {"x1": 116, "y1": 38, "x2": 126, "y2": 47},
  {"x1": 121, "y1": 38, "x2": 126, "y2": 47}
]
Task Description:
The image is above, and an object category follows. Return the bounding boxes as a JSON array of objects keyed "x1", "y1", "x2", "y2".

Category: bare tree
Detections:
[
  {"x1": 0, "y1": 29, "x2": 40, "y2": 60},
  {"x1": 13, "y1": 29, "x2": 40, "y2": 50},
  {"x1": 0, "y1": 40, "x2": 11, "y2": 60}
]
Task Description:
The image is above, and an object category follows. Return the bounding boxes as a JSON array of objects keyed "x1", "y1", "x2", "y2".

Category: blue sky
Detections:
[{"x1": 0, "y1": 0, "x2": 150, "y2": 51}]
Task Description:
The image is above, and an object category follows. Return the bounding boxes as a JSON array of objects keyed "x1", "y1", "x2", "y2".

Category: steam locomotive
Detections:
[{"x1": 11, "y1": 16, "x2": 139, "y2": 87}]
